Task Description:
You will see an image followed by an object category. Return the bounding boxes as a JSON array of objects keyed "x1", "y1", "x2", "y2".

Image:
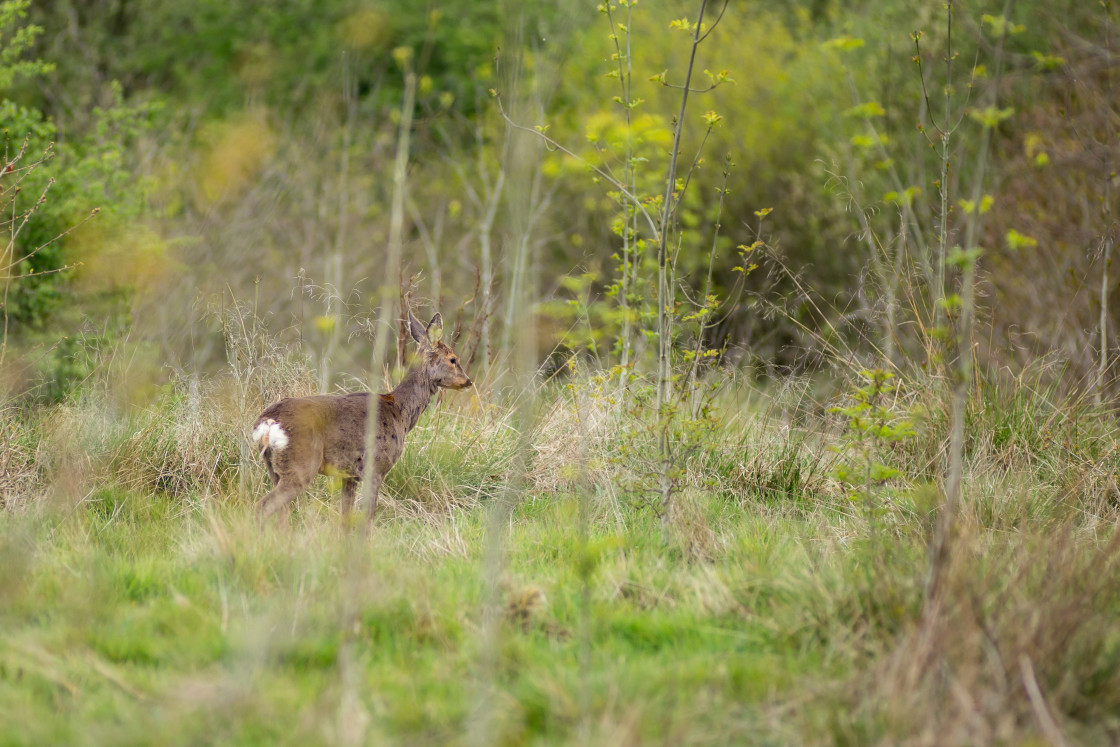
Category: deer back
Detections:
[{"x1": 253, "y1": 393, "x2": 369, "y2": 476}]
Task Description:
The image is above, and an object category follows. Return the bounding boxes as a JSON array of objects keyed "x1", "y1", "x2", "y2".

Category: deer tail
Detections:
[{"x1": 251, "y1": 418, "x2": 290, "y2": 451}]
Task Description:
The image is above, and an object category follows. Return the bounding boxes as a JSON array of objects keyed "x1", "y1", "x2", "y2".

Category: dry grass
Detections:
[
  {"x1": 0, "y1": 403, "x2": 43, "y2": 510},
  {"x1": 853, "y1": 524, "x2": 1120, "y2": 746}
]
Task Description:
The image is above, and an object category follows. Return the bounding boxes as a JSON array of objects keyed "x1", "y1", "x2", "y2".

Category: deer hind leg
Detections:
[
  {"x1": 257, "y1": 430, "x2": 323, "y2": 526},
  {"x1": 257, "y1": 475, "x2": 312, "y2": 525},
  {"x1": 262, "y1": 450, "x2": 280, "y2": 487},
  {"x1": 340, "y1": 477, "x2": 359, "y2": 517},
  {"x1": 258, "y1": 450, "x2": 316, "y2": 526}
]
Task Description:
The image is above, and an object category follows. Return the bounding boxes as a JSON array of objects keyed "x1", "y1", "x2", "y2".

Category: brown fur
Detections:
[{"x1": 253, "y1": 311, "x2": 471, "y2": 524}]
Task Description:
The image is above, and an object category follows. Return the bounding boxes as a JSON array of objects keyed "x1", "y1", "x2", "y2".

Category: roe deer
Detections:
[{"x1": 251, "y1": 310, "x2": 471, "y2": 523}]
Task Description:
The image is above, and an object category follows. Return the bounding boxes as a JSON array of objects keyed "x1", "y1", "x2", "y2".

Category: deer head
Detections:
[{"x1": 408, "y1": 310, "x2": 472, "y2": 390}]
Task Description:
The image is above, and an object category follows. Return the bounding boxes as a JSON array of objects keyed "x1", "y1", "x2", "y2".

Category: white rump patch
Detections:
[{"x1": 252, "y1": 418, "x2": 289, "y2": 451}]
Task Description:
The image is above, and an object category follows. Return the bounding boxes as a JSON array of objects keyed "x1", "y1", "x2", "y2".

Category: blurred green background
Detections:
[{"x1": 2, "y1": 0, "x2": 1115, "y2": 399}]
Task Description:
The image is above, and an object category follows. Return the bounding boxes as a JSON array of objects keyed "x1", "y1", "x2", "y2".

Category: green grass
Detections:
[
  {"x1": 0, "y1": 487, "x2": 867, "y2": 746},
  {"x1": 4, "y1": 483, "x2": 1116, "y2": 745}
]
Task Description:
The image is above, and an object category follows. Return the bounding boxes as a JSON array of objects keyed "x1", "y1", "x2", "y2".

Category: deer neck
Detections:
[{"x1": 389, "y1": 364, "x2": 438, "y2": 432}]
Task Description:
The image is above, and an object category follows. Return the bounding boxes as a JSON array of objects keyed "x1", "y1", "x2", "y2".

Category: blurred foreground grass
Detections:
[{"x1": 0, "y1": 489, "x2": 859, "y2": 745}]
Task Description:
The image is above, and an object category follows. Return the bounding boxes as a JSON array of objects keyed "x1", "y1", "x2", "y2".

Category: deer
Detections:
[{"x1": 251, "y1": 310, "x2": 472, "y2": 524}]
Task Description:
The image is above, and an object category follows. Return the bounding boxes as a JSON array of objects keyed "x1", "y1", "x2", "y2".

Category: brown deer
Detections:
[{"x1": 251, "y1": 310, "x2": 471, "y2": 523}]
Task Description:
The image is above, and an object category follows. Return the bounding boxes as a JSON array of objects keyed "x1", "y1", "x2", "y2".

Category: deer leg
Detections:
[
  {"x1": 340, "y1": 477, "x2": 358, "y2": 517},
  {"x1": 258, "y1": 475, "x2": 311, "y2": 526},
  {"x1": 365, "y1": 472, "x2": 385, "y2": 521},
  {"x1": 260, "y1": 450, "x2": 280, "y2": 487}
]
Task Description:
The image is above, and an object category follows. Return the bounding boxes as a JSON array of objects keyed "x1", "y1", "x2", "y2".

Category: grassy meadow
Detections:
[{"x1": 2, "y1": 361, "x2": 1120, "y2": 745}]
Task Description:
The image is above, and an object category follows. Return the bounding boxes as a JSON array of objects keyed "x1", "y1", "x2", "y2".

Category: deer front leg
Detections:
[
  {"x1": 365, "y1": 472, "x2": 385, "y2": 521},
  {"x1": 340, "y1": 477, "x2": 358, "y2": 517}
]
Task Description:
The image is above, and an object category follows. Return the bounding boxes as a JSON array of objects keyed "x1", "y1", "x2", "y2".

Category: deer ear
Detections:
[
  {"x1": 408, "y1": 310, "x2": 429, "y2": 346},
  {"x1": 426, "y1": 313, "x2": 444, "y2": 343}
]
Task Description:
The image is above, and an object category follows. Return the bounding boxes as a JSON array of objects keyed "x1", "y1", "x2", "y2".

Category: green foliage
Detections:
[
  {"x1": 1, "y1": 0, "x2": 1105, "y2": 390},
  {"x1": 606, "y1": 367, "x2": 723, "y2": 512},
  {"x1": 0, "y1": 3, "x2": 65, "y2": 338},
  {"x1": 833, "y1": 369, "x2": 909, "y2": 479},
  {"x1": 980, "y1": 12, "x2": 1027, "y2": 38},
  {"x1": 1005, "y1": 227, "x2": 1038, "y2": 251},
  {"x1": 546, "y1": 2, "x2": 855, "y2": 355},
  {"x1": 26, "y1": 0, "x2": 541, "y2": 123},
  {"x1": 830, "y1": 369, "x2": 915, "y2": 531},
  {"x1": 0, "y1": 8, "x2": 148, "y2": 360},
  {"x1": 7, "y1": 93, "x2": 155, "y2": 331},
  {"x1": 0, "y1": 1, "x2": 163, "y2": 401},
  {"x1": 0, "y1": 0, "x2": 51, "y2": 88}
]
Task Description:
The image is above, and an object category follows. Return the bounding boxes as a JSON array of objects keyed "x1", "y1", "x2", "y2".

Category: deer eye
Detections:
[{"x1": 450, "y1": 357, "x2": 458, "y2": 365}]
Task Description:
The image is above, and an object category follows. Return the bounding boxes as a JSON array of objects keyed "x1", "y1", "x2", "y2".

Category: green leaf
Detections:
[
  {"x1": 968, "y1": 106, "x2": 1015, "y2": 129},
  {"x1": 1005, "y1": 229, "x2": 1038, "y2": 251},
  {"x1": 843, "y1": 102, "x2": 886, "y2": 119},
  {"x1": 981, "y1": 14, "x2": 1026, "y2": 37},
  {"x1": 957, "y1": 195, "x2": 994, "y2": 215},
  {"x1": 947, "y1": 247, "x2": 983, "y2": 269},
  {"x1": 822, "y1": 36, "x2": 865, "y2": 52},
  {"x1": 1031, "y1": 51, "x2": 1066, "y2": 71},
  {"x1": 884, "y1": 186, "x2": 921, "y2": 206},
  {"x1": 939, "y1": 294, "x2": 963, "y2": 311}
]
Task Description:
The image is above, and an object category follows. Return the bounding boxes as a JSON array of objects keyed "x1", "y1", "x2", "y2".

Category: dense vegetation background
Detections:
[
  {"x1": 2, "y1": 0, "x2": 1113, "y2": 394},
  {"x1": 2, "y1": 0, "x2": 1120, "y2": 744}
]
